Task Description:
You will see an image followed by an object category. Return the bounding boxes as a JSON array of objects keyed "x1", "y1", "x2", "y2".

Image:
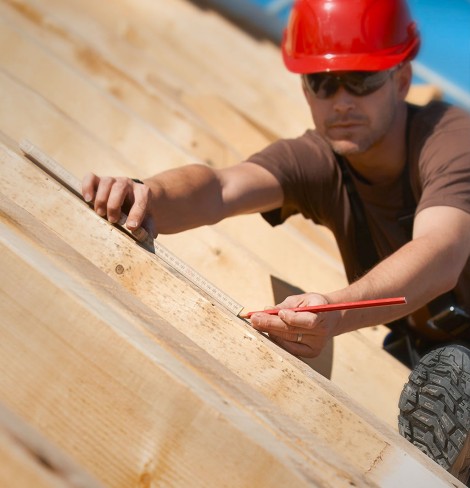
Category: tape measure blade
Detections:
[
  {"x1": 20, "y1": 140, "x2": 81, "y2": 196},
  {"x1": 153, "y1": 240, "x2": 243, "y2": 316}
]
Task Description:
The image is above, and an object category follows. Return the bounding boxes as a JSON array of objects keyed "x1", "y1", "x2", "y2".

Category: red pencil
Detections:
[{"x1": 239, "y1": 297, "x2": 407, "y2": 319}]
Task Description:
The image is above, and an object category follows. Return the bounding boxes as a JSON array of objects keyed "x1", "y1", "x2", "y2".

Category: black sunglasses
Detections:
[{"x1": 303, "y1": 68, "x2": 397, "y2": 99}]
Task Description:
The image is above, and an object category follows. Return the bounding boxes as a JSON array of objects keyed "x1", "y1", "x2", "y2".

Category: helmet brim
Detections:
[{"x1": 282, "y1": 35, "x2": 420, "y2": 73}]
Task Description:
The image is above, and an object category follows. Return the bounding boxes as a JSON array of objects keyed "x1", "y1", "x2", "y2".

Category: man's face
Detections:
[{"x1": 302, "y1": 66, "x2": 409, "y2": 156}]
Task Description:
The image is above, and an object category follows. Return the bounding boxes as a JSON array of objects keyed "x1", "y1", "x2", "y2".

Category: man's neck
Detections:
[{"x1": 346, "y1": 105, "x2": 409, "y2": 185}]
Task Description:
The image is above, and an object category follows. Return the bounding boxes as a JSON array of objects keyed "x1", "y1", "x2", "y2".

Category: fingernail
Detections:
[
  {"x1": 279, "y1": 310, "x2": 286, "y2": 320},
  {"x1": 108, "y1": 216, "x2": 117, "y2": 224},
  {"x1": 84, "y1": 193, "x2": 92, "y2": 203},
  {"x1": 127, "y1": 220, "x2": 138, "y2": 229},
  {"x1": 97, "y1": 208, "x2": 106, "y2": 217}
]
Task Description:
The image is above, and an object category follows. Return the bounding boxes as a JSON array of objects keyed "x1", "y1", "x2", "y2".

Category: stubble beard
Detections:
[
  {"x1": 323, "y1": 113, "x2": 394, "y2": 157},
  {"x1": 326, "y1": 134, "x2": 374, "y2": 156},
  {"x1": 323, "y1": 94, "x2": 400, "y2": 157}
]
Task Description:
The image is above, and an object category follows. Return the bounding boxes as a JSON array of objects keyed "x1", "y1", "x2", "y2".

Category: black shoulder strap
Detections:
[{"x1": 336, "y1": 155, "x2": 379, "y2": 279}]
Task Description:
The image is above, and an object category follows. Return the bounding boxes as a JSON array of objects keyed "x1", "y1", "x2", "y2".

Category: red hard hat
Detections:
[{"x1": 282, "y1": 0, "x2": 420, "y2": 73}]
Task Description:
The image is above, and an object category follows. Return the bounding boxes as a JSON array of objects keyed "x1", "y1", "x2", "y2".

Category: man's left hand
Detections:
[{"x1": 250, "y1": 293, "x2": 340, "y2": 358}]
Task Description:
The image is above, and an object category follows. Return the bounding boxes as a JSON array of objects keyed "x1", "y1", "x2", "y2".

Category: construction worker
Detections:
[{"x1": 82, "y1": 0, "x2": 470, "y2": 482}]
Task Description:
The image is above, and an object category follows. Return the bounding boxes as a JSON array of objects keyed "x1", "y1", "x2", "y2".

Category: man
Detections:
[{"x1": 82, "y1": 0, "x2": 470, "y2": 481}]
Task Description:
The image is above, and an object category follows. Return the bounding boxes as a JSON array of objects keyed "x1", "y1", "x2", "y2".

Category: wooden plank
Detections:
[
  {"x1": 0, "y1": 5, "x2": 240, "y2": 167},
  {"x1": 0, "y1": 70, "x2": 132, "y2": 177},
  {"x1": 407, "y1": 83, "x2": 443, "y2": 105},
  {"x1": 0, "y1": 403, "x2": 104, "y2": 488},
  {"x1": 0, "y1": 2, "x2": 267, "y2": 168},
  {"x1": 1, "y1": 0, "x2": 311, "y2": 139},
  {"x1": 0, "y1": 194, "x2": 372, "y2": 488},
  {"x1": 182, "y1": 93, "x2": 273, "y2": 158},
  {"x1": 0, "y1": 66, "x2": 195, "y2": 176},
  {"x1": 0, "y1": 140, "x2": 461, "y2": 487}
]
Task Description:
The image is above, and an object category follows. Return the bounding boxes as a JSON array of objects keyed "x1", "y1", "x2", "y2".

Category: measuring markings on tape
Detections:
[
  {"x1": 20, "y1": 139, "x2": 244, "y2": 317},
  {"x1": 151, "y1": 243, "x2": 243, "y2": 315}
]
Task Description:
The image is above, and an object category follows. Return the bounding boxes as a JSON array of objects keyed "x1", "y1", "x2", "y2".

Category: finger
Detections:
[
  {"x1": 271, "y1": 335, "x2": 324, "y2": 358},
  {"x1": 251, "y1": 311, "x2": 315, "y2": 334},
  {"x1": 250, "y1": 312, "x2": 287, "y2": 333},
  {"x1": 126, "y1": 182, "x2": 151, "y2": 230},
  {"x1": 107, "y1": 177, "x2": 132, "y2": 224},
  {"x1": 269, "y1": 335, "x2": 312, "y2": 357},
  {"x1": 275, "y1": 294, "x2": 309, "y2": 309},
  {"x1": 81, "y1": 172, "x2": 99, "y2": 203},
  {"x1": 94, "y1": 177, "x2": 115, "y2": 217},
  {"x1": 265, "y1": 329, "x2": 301, "y2": 342},
  {"x1": 278, "y1": 309, "x2": 318, "y2": 330}
]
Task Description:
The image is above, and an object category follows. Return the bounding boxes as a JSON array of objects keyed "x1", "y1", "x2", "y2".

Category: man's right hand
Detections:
[{"x1": 81, "y1": 173, "x2": 155, "y2": 237}]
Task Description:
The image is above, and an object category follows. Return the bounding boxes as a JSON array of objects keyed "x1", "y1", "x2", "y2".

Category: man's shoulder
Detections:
[
  {"x1": 284, "y1": 129, "x2": 335, "y2": 162},
  {"x1": 408, "y1": 101, "x2": 470, "y2": 157},
  {"x1": 276, "y1": 128, "x2": 329, "y2": 150}
]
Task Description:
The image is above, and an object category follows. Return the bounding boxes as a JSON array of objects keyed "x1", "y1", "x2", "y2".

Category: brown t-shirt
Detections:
[{"x1": 248, "y1": 101, "x2": 470, "y2": 309}]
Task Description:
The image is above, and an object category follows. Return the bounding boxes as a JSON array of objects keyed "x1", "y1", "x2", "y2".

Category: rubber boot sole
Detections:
[{"x1": 398, "y1": 345, "x2": 470, "y2": 484}]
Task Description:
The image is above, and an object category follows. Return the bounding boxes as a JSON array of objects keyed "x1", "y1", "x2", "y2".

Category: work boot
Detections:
[{"x1": 398, "y1": 345, "x2": 470, "y2": 484}]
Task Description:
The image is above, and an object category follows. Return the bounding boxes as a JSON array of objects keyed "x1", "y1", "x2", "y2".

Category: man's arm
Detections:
[
  {"x1": 251, "y1": 205, "x2": 470, "y2": 357},
  {"x1": 81, "y1": 162, "x2": 283, "y2": 236},
  {"x1": 330, "y1": 205, "x2": 470, "y2": 330}
]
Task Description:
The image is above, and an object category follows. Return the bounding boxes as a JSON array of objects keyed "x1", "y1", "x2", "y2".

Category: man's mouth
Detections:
[
  {"x1": 328, "y1": 123, "x2": 362, "y2": 132},
  {"x1": 326, "y1": 115, "x2": 366, "y2": 129}
]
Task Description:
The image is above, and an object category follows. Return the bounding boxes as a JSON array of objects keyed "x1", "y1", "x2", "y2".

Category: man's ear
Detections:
[{"x1": 396, "y1": 62, "x2": 413, "y2": 100}]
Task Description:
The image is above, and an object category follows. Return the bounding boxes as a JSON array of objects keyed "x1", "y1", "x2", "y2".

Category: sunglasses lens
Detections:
[
  {"x1": 345, "y1": 71, "x2": 391, "y2": 95},
  {"x1": 305, "y1": 70, "x2": 392, "y2": 99},
  {"x1": 305, "y1": 74, "x2": 340, "y2": 99}
]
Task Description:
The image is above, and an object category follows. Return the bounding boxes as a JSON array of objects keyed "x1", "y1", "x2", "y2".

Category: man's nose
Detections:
[{"x1": 331, "y1": 86, "x2": 356, "y2": 112}]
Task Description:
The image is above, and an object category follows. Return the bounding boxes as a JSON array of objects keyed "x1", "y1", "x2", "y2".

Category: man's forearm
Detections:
[
  {"x1": 144, "y1": 164, "x2": 225, "y2": 234},
  {"x1": 143, "y1": 161, "x2": 284, "y2": 234},
  {"x1": 326, "y1": 236, "x2": 461, "y2": 335}
]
